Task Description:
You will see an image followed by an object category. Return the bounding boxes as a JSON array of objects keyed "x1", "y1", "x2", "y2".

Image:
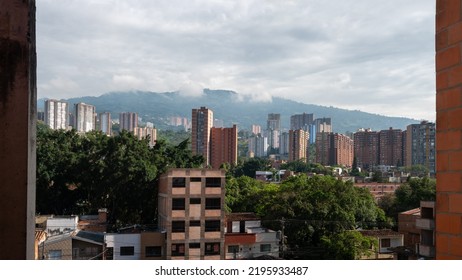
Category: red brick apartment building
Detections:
[
  {"x1": 210, "y1": 125, "x2": 238, "y2": 169},
  {"x1": 435, "y1": 0, "x2": 462, "y2": 259}
]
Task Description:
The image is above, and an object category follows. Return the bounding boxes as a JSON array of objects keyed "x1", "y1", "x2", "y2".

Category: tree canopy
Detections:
[{"x1": 36, "y1": 123, "x2": 203, "y2": 229}]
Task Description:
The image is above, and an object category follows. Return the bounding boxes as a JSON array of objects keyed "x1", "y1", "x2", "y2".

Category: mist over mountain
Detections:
[{"x1": 38, "y1": 89, "x2": 419, "y2": 133}]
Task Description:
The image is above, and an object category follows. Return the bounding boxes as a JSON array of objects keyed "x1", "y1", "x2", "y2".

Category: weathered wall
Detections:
[{"x1": 0, "y1": 0, "x2": 36, "y2": 259}]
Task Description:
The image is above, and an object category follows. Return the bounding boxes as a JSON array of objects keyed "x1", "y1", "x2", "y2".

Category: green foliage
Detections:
[
  {"x1": 225, "y1": 172, "x2": 388, "y2": 259},
  {"x1": 280, "y1": 160, "x2": 332, "y2": 175},
  {"x1": 394, "y1": 177, "x2": 436, "y2": 212},
  {"x1": 228, "y1": 157, "x2": 272, "y2": 178},
  {"x1": 36, "y1": 124, "x2": 203, "y2": 229},
  {"x1": 321, "y1": 231, "x2": 377, "y2": 260}
]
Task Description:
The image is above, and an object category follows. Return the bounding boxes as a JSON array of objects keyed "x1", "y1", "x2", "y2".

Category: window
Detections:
[
  {"x1": 48, "y1": 250, "x2": 62, "y2": 260},
  {"x1": 172, "y1": 177, "x2": 186, "y2": 187},
  {"x1": 205, "y1": 177, "x2": 221, "y2": 187},
  {"x1": 172, "y1": 198, "x2": 185, "y2": 210},
  {"x1": 172, "y1": 221, "x2": 185, "y2": 232},
  {"x1": 120, "y1": 246, "x2": 135, "y2": 256},
  {"x1": 205, "y1": 198, "x2": 221, "y2": 209},
  {"x1": 205, "y1": 243, "x2": 220, "y2": 255},
  {"x1": 146, "y1": 246, "x2": 162, "y2": 257},
  {"x1": 227, "y1": 245, "x2": 239, "y2": 254},
  {"x1": 189, "y1": 220, "x2": 200, "y2": 227},
  {"x1": 260, "y1": 244, "x2": 271, "y2": 253},
  {"x1": 190, "y1": 177, "x2": 202, "y2": 182},
  {"x1": 189, "y1": 243, "x2": 201, "y2": 249},
  {"x1": 381, "y1": 238, "x2": 391, "y2": 248},
  {"x1": 190, "y1": 198, "x2": 201, "y2": 204},
  {"x1": 171, "y1": 244, "x2": 185, "y2": 256},
  {"x1": 205, "y1": 220, "x2": 221, "y2": 232}
]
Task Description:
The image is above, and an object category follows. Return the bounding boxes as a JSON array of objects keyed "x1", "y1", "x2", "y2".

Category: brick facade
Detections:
[{"x1": 435, "y1": 0, "x2": 462, "y2": 259}]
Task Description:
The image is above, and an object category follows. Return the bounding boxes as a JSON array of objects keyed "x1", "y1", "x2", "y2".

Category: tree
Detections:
[
  {"x1": 36, "y1": 125, "x2": 203, "y2": 229},
  {"x1": 321, "y1": 231, "x2": 377, "y2": 260},
  {"x1": 394, "y1": 177, "x2": 436, "y2": 212}
]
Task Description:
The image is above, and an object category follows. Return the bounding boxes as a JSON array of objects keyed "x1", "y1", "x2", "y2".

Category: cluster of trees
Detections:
[
  {"x1": 36, "y1": 123, "x2": 203, "y2": 229},
  {"x1": 225, "y1": 173, "x2": 388, "y2": 259}
]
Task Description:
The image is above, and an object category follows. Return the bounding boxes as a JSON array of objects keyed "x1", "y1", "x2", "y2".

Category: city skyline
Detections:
[{"x1": 37, "y1": 0, "x2": 435, "y2": 121}]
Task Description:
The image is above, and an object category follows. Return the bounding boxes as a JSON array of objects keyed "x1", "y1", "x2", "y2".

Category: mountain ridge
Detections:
[{"x1": 38, "y1": 89, "x2": 420, "y2": 133}]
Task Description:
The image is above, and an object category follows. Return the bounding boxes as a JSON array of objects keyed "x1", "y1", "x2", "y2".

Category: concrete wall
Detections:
[
  {"x1": 0, "y1": 0, "x2": 36, "y2": 260},
  {"x1": 105, "y1": 233, "x2": 141, "y2": 260},
  {"x1": 435, "y1": 0, "x2": 462, "y2": 259}
]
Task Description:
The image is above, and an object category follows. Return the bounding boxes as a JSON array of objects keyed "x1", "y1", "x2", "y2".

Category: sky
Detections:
[{"x1": 37, "y1": 0, "x2": 436, "y2": 121}]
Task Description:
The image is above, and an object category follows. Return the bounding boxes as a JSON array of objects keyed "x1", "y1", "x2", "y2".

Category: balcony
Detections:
[{"x1": 416, "y1": 218, "x2": 435, "y2": 230}]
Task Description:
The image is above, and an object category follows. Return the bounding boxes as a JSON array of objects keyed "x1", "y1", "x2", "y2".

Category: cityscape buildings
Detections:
[
  {"x1": 74, "y1": 102, "x2": 96, "y2": 133},
  {"x1": 405, "y1": 121, "x2": 436, "y2": 175},
  {"x1": 354, "y1": 128, "x2": 379, "y2": 170},
  {"x1": 210, "y1": 125, "x2": 238, "y2": 169},
  {"x1": 119, "y1": 112, "x2": 138, "y2": 132},
  {"x1": 44, "y1": 99, "x2": 69, "y2": 130},
  {"x1": 191, "y1": 107, "x2": 214, "y2": 166},
  {"x1": 290, "y1": 113, "x2": 313, "y2": 131},
  {"x1": 288, "y1": 129, "x2": 309, "y2": 162},
  {"x1": 98, "y1": 112, "x2": 112, "y2": 136},
  {"x1": 379, "y1": 128, "x2": 404, "y2": 167},
  {"x1": 158, "y1": 169, "x2": 226, "y2": 260}
]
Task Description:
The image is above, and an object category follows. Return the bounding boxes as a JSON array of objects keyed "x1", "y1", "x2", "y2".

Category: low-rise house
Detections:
[
  {"x1": 398, "y1": 207, "x2": 421, "y2": 255},
  {"x1": 359, "y1": 229, "x2": 404, "y2": 260},
  {"x1": 224, "y1": 213, "x2": 281, "y2": 260},
  {"x1": 416, "y1": 201, "x2": 435, "y2": 259},
  {"x1": 39, "y1": 230, "x2": 104, "y2": 260},
  {"x1": 78, "y1": 208, "x2": 108, "y2": 232}
]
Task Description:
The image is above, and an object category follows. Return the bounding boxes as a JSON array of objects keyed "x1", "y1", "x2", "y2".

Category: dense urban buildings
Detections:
[
  {"x1": 288, "y1": 129, "x2": 309, "y2": 162},
  {"x1": 354, "y1": 128, "x2": 379, "y2": 170},
  {"x1": 44, "y1": 99, "x2": 69, "y2": 130},
  {"x1": 191, "y1": 107, "x2": 214, "y2": 166},
  {"x1": 98, "y1": 112, "x2": 112, "y2": 136},
  {"x1": 210, "y1": 125, "x2": 238, "y2": 169},
  {"x1": 290, "y1": 113, "x2": 313, "y2": 131},
  {"x1": 266, "y1": 113, "x2": 281, "y2": 131},
  {"x1": 251, "y1": 124, "x2": 261, "y2": 135},
  {"x1": 379, "y1": 128, "x2": 404, "y2": 166},
  {"x1": 248, "y1": 134, "x2": 268, "y2": 158},
  {"x1": 119, "y1": 112, "x2": 138, "y2": 132},
  {"x1": 316, "y1": 132, "x2": 353, "y2": 167},
  {"x1": 405, "y1": 121, "x2": 436, "y2": 175},
  {"x1": 134, "y1": 126, "x2": 157, "y2": 147},
  {"x1": 314, "y1": 117, "x2": 332, "y2": 133},
  {"x1": 74, "y1": 102, "x2": 96, "y2": 133},
  {"x1": 435, "y1": 0, "x2": 462, "y2": 260},
  {"x1": 158, "y1": 169, "x2": 226, "y2": 260}
]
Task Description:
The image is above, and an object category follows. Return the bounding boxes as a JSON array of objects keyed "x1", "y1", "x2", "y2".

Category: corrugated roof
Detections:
[{"x1": 226, "y1": 212, "x2": 259, "y2": 221}]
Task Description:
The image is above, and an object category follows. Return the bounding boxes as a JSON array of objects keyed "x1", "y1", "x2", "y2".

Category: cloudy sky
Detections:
[{"x1": 37, "y1": 0, "x2": 436, "y2": 121}]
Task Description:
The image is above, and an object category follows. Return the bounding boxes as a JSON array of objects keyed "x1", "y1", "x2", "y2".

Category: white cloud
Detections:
[{"x1": 36, "y1": 0, "x2": 436, "y2": 121}]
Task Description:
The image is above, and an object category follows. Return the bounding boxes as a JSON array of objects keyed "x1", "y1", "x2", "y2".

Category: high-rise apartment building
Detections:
[
  {"x1": 316, "y1": 132, "x2": 353, "y2": 167},
  {"x1": 405, "y1": 121, "x2": 436, "y2": 175},
  {"x1": 279, "y1": 132, "x2": 290, "y2": 156},
  {"x1": 98, "y1": 112, "x2": 112, "y2": 136},
  {"x1": 379, "y1": 128, "x2": 404, "y2": 166},
  {"x1": 290, "y1": 113, "x2": 313, "y2": 131},
  {"x1": 44, "y1": 99, "x2": 69, "y2": 130},
  {"x1": 248, "y1": 134, "x2": 268, "y2": 158},
  {"x1": 210, "y1": 125, "x2": 238, "y2": 169},
  {"x1": 251, "y1": 124, "x2": 261, "y2": 135},
  {"x1": 74, "y1": 103, "x2": 95, "y2": 133},
  {"x1": 134, "y1": 126, "x2": 157, "y2": 147},
  {"x1": 267, "y1": 113, "x2": 281, "y2": 131},
  {"x1": 288, "y1": 129, "x2": 309, "y2": 162},
  {"x1": 119, "y1": 112, "x2": 138, "y2": 132},
  {"x1": 191, "y1": 107, "x2": 214, "y2": 166},
  {"x1": 314, "y1": 117, "x2": 332, "y2": 134},
  {"x1": 158, "y1": 169, "x2": 225, "y2": 260},
  {"x1": 354, "y1": 128, "x2": 379, "y2": 170}
]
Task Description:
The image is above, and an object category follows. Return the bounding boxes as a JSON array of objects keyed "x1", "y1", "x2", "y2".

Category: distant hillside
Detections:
[{"x1": 38, "y1": 89, "x2": 419, "y2": 133}]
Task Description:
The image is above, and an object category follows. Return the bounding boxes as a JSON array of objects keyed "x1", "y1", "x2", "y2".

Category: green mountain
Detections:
[{"x1": 38, "y1": 89, "x2": 419, "y2": 133}]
